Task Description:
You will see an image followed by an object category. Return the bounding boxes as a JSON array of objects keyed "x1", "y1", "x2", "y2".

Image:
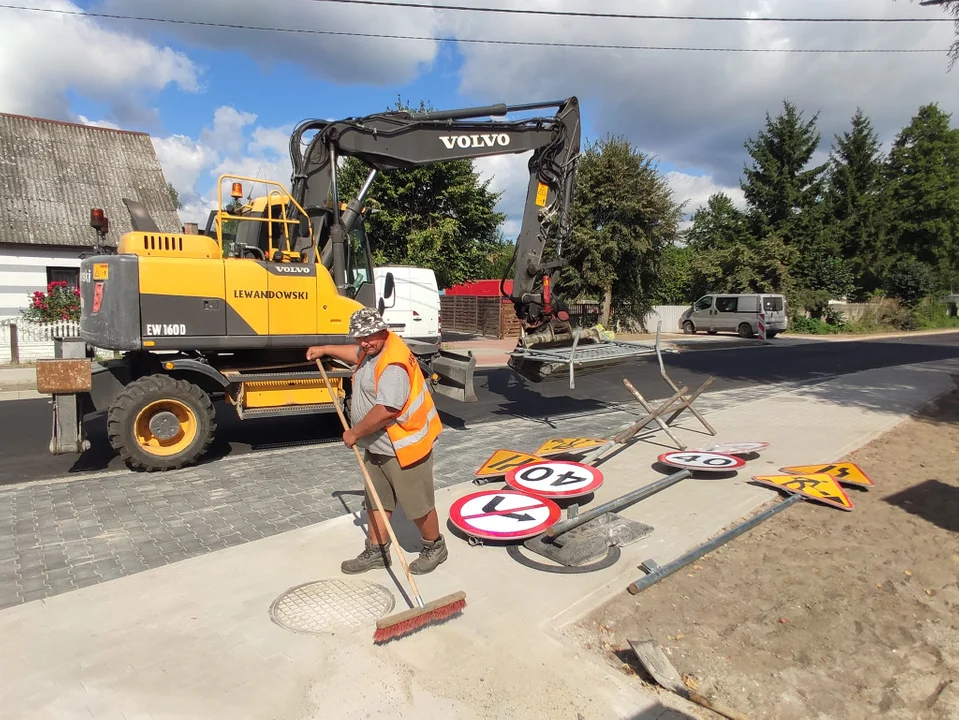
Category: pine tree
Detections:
[
  {"x1": 826, "y1": 108, "x2": 892, "y2": 297},
  {"x1": 885, "y1": 103, "x2": 959, "y2": 292},
  {"x1": 684, "y1": 193, "x2": 796, "y2": 297}
]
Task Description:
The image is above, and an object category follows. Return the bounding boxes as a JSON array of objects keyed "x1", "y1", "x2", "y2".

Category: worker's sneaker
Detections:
[
  {"x1": 410, "y1": 534, "x2": 448, "y2": 575},
  {"x1": 341, "y1": 538, "x2": 391, "y2": 574}
]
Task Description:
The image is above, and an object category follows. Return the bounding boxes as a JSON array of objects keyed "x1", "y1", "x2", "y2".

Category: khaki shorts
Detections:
[{"x1": 362, "y1": 450, "x2": 436, "y2": 520}]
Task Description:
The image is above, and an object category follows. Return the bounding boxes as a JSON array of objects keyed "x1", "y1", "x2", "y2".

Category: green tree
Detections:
[
  {"x1": 336, "y1": 99, "x2": 506, "y2": 289},
  {"x1": 740, "y1": 100, "x2": 830, "y2": 284},
  {"x1": 885, "y1": 102, "x2": 959, "y2": 291},
  {"x1": 653, "y1": 242, "x2": 694, "y2": 304},
  {"x1": 825, "y1": 108, "x2": 893, "y2": 297},
  {"x1": 560, "y1": 135, "x2": 685, "y2": 328},
  {"x1": 683, "y1": 192, "x2": 796, "y2": 297},
  {"x1": 166, "y1": 181, "x2": 182, "y2": 210},
  {"x1": 885, "y1": 256, "x2": 935, "y2": 307}
]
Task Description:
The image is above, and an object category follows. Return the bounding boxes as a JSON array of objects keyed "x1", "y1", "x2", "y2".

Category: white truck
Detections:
[{"x1": 374, "y1": 265, "x2": 442, "y2": 345}]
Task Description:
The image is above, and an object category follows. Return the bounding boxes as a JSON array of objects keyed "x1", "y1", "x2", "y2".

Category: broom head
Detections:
[{"x1": 373, "y1": 590, "x2": 466, "y2": 644}]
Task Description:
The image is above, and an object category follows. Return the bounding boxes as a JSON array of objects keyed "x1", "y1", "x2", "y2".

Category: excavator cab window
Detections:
[{"x1": 344, "y1": 219, "x2": 375, "y2": 304}]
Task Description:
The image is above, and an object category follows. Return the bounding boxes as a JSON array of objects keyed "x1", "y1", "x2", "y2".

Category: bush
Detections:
[
  {"x1": 885, "y1": 258, "x2": 934, "y2": 308},
  {"x1": 911, "y1": 297, "x2": 959, "y2": 330},
  {"x1": 20, "y1": 281, "x2": 80, "y2": 323},
  {"x1": 787, "y1": 314, "x2": 841, "y2": 335}
]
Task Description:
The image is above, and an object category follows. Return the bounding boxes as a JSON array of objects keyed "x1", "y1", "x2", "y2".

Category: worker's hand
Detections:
[
  {"x1": 342, "y1": 429, "x2": 358, "y2": 448},
  {"x1": 305, "y1": 345, "x2": 325, "y2": 361}
]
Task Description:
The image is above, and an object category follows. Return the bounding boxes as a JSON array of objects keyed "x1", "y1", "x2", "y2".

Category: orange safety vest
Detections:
[{"x1": 356, "y1": 331, "x2": 442, "y2": 468}]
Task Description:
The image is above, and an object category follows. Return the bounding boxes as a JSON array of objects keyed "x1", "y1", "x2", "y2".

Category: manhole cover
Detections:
[{"x1": 269, "y1": 578, "x2": 395, "y2": 635}]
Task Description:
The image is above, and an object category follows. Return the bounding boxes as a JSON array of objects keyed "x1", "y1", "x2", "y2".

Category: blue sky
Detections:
[{"x1": 1, "y1": 0, "x2": 957, "y2": 234}]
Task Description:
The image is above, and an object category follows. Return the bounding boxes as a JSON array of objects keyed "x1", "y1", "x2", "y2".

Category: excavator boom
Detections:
[{"x1": 285, "y1": 96, "x2": 657, "y2": 385}]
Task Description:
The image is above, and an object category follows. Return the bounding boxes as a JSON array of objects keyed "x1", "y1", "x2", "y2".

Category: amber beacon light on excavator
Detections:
[{"x1": 38, "y1": 96, "x2": 659, "y2": 471}]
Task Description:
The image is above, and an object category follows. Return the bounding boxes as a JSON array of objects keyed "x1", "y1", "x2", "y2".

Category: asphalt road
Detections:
[{"x1": 2, "y1": 332, "x2": 957, "y2": 486}]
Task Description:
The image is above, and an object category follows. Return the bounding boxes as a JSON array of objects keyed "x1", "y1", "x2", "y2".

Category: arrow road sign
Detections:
[
  {"x1": 505, "y1": 460, "x2": 604, "y2": 499},
  {"x1": 449, "y1": 489, "x2": 561, "y2": 540},
  {"x1": 657, "y1": 451, "x2": 746, "y2": 472}
]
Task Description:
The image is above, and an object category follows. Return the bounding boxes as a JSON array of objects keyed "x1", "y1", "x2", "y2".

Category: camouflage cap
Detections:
[{"x1": 349, "y1": 307, "x2": 389, "y2": 338}]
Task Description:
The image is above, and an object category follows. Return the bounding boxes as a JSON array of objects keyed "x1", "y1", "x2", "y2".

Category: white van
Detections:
[
  {"x1": 374, "y1": 265, "x2": 442, "y2": 345},
  {"x1": 680, "y1": 293, "x2": 787, "y2": 338}
]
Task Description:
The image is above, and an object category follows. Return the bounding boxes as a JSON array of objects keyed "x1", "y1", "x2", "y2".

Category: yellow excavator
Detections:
[{"x1": 39, "y1": 96, "x2": 656, "y2": 471}]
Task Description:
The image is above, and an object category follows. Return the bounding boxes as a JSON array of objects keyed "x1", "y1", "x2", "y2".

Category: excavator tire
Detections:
[{"x1": 107, "y1": 374, "x2": 217, "y2": 472}]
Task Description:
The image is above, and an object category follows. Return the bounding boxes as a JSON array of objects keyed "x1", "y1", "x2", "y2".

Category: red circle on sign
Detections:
[
  {"x1": 657, "y1": 451, "x2": 746, "y2": 472},
  {"x1": 504, "y1": 460, "x2": 604, "y2": 498},
  {"x1": 449, "y1": 489, "x2": 561, "y2": 540}
]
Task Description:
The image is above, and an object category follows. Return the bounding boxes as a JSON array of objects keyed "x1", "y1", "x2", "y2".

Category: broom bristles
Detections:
[{"x1": 373, "y1": 591, "x2": 466, "y2": 644}]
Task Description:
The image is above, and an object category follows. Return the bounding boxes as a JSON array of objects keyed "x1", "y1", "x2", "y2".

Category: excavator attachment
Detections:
[
  {"x1": 429, "y1": 348, "x2": 478, "y2": 403},
  {"x1": 507, "y1": 322, "x2": 661, "y2": 388}
]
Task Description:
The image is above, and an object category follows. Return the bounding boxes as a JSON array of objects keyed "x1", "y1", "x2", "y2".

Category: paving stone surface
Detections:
[{"x1": 0, "y1": 381, "x2": 792, "y2": 610}]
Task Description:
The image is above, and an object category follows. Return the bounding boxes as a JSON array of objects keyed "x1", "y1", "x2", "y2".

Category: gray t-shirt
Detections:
[{"x1": 350, "y1": 353, "x2": 411, "y2": 456}]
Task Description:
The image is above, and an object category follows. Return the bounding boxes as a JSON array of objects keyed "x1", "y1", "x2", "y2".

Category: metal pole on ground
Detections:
[{"x1": 626, "y1": 493, "x2": 803, "y2": 595}]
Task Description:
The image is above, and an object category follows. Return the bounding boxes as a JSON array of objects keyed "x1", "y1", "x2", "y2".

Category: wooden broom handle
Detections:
[{"x1": 316, "y1": 360, "x2": 423, "y2": 603}]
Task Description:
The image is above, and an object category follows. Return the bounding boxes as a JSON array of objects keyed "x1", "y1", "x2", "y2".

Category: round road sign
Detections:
[
  {"x1": 449, "y1": 489, "x2": 561, "y2": 541},
  {"x1": 695, "y1": 441, "x2": 770, "y2": 455},
  {"x1": 657, "y1": 450, "x2": 746, "y2": 472},
  {"x1": 504, "y1": 460, "x2": 604, "y2": 498}
]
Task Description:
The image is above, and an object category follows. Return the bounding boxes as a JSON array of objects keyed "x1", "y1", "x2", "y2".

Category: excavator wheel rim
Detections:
[{"x1": 133, "y1": 399, "x2": 198, "y2": 457}]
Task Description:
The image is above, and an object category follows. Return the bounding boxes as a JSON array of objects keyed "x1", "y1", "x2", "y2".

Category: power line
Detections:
[
  {"x1": 0, "y1": 4, "x2": 949, "y2": 54},
  {"x1": 307, "y1": 0, "x2": 957, "y2": 23}
]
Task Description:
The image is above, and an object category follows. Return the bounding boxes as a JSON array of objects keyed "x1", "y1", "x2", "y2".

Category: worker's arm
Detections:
[
  {"x1": 343, "y1": 404, "x2": 400, "y2": 448},
  {"x1": 306, "y1": 344, "x2": 360, "y2": 366}
]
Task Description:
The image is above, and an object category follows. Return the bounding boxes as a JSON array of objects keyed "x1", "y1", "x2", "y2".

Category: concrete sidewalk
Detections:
[
  {"x1": 1, "y1": 359, "x2": 957, "y2": 719},
  {"x1": 0, "y1": 365, "x2": 41, "y2": 401}
]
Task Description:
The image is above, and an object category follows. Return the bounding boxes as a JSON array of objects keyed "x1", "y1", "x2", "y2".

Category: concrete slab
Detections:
[{"x1": 0, "y1": 360, "x2": 956, "y2": 719}]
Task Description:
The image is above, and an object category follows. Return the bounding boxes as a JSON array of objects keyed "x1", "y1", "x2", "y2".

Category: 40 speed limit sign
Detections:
[
  {"x1": 657, "y1": 450, "x2": 746, "y2": 472},
  {"x1": 505, "y1": 460, "x2": 604, "y2": 499}
]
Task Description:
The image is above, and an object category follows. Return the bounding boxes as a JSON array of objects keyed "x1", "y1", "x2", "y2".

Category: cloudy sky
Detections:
[{"x1": 1, "y1": 0, "x2": 956, "y2": 235}]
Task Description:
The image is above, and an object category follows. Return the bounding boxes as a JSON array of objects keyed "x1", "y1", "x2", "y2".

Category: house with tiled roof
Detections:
[{"x1": 0, "y1": 113, "x2": 181, "y2": 319}]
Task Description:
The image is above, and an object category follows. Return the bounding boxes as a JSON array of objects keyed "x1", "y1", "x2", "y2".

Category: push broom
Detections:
[{"x1": 317, "y1": 361, "x2": 466, "y2": 643}]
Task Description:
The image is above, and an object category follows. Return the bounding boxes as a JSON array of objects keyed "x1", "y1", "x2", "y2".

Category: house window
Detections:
[{"x1": 47, "y1": 267, "x2": 80, "y2": 289}]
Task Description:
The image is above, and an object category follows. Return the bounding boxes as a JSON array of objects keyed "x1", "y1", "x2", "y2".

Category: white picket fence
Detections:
[{"x1": 0, "y1": 318, "x2": 83, "y2": 364}]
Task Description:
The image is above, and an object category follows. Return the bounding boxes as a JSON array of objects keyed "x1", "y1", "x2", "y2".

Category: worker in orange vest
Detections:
[{"x1": 306, "y1": 307, "x2": 447, "y2": 575}]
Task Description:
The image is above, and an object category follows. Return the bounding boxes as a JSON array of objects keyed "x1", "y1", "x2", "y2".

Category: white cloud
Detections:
[
  {"x1": 75, "y1": 115, "x2": 120, "y2": 130},
  {"x1": 665, "y1": 171, "x2": 746, "y2": 214},
  {"x1": 450, "y1": 0, "x2": 958, "y2": 187},
  {"x1": 473, "y1": 153, "x2": 533, "y2": 238},
  {"x1": 0, "y1": 0, "x2": 198, "y2": 123},
  {"x1": 149, "y1": 106, "x2": 296, "y2": 226},
  {"x1": 97, "y1": 0, "x2": 440, "y2": 86}
]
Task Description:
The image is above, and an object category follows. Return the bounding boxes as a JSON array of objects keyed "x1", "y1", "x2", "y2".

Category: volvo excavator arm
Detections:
[
  {"x1": 288, "y1": 98, "x2": 580, "y2": 328},
  {"x1": 285, "y1": 96, "x2": 658, "y2": 385}
]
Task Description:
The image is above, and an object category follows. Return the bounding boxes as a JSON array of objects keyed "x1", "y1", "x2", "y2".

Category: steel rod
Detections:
[
  {"x1": 611, "y1": 384, "x2": 687, "y2": 444},
  {"x1": 623, "y1": 379, "x2": 686, "y2": 450},
  {"x1": 545, "y1": 469, "x2": 692, "y2": 538},
  {"x1": 626, "y1": 493, "x2": 804, "y2": 595}
]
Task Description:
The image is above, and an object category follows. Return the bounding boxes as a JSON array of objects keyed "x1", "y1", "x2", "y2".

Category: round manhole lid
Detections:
[{"x1": 269, "y1": 578, "x2": 395, "y2": 635}]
